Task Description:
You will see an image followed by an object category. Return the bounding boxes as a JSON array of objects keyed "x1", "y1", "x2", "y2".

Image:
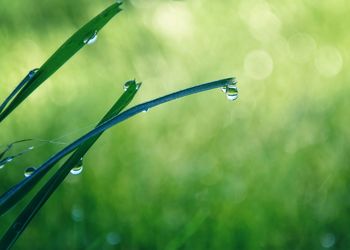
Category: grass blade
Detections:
[
  {"x1": 0, "y1": 80, "x2": 141, "y2": 249},
  {"x1": 0, "y1": 2, "x2": 122, "y2": 122},
  {"x1": 0, "y1": 70, "x2": 37, "y2": 114},
  {"x1": 0, "y1": 77, "x2": 235, "y2": 217}
]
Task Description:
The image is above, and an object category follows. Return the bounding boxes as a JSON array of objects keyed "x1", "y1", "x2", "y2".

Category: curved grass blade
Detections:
[
  {"x1": 0, "y1": 78, "x2": 235, "y2": 216},
  {"x1": 0, "y1": 2, "x2": 123, "y2": 123},
  {"x1": 0, "y1": 80, "x2": 141, "y2": 249},
  {"x1": 0, "y1": 139, "x2": 33, "y2": 160}
]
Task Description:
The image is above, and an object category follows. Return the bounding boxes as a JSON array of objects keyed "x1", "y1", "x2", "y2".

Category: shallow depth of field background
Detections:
[{"x1": 0, "y1": 0, "x2": 349, "y2": 249}]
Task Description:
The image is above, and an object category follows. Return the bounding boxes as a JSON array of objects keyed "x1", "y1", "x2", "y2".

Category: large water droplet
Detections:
[
  {"x1": 24, "y1": 167, "x2": 36, "y2": 177},
  {"x1": 222, "y1": 78, "x2": 238, "y2": 101},
  {"x1": 84, "y1": 31, "x2": 98, "y2": 45},
  {"x1": 70, "y1": 157, "x2": 83, "y2": 175}
]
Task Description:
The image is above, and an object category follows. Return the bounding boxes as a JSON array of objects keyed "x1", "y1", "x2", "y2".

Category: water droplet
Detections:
[
  {"x1": 123, "y1": 80, "x2": 135, "y2": 91},
  {"x1": 0, "y1": 164, "x2": 4, "y2": 169},
  {"x1": 6, "y1": 157, "x2": 13, "y2": 163},
  {"x1": 28, "y1": 146, "x2": 34, "y2": 150},
  {"x1": 28, "y1": 68, "x2": 39, "y2": 78},
  {"x1": 143, "y1": 108, "x2": 149, "y2": 113},
  {"x1": 83, "y1": 30, "x2": 98, "y2": 45},
  {"x1": 70, "y1": 157, "x2": 83, "y2": 175},
  {"x1": 24, "y1": 167, "x2": 36, "y2": 177},
  {"x1": 222, "y1": 79, "x2": 238, "y2": 101}
]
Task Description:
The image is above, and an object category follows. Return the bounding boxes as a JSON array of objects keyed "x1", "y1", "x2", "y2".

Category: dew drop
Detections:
[
  {"x1": 70, "y1": 157, "x2": 83, "y2": 175},
  {"x1": 123, "y1": 80, "x2": 135, "y2": 91},
  {"x1": 83, "y1": 31, "x2": 98, "y2": 45},
  {"x1": 0, "y1": 164, "x2": 4, "y2": 169},
  {"x1": 6, "y1": 157, "x2": 13, "y2": 163},
  {"x1": 28, "y1": 146, "x2": 34, "y2": 150},
  {"x1": 24, "y1": 167, "x2": 36, "y2": 177},
  {"x1": 222, "y1": 78, "x2": 238, "y2": 101},
  {"x1": 28, "y1": 68, "x2": 39, "y2": 78},
  {"x1": 143, "y1": 108, "x2": 149, "y2": 113}
]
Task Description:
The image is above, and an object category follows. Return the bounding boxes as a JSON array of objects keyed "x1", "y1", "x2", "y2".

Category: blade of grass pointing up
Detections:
[
  {"x1": 0, "y1": 80, "x2": 141, "y2": 249},
  {"x1": 0, "y1": 2, "x2": 122, "y2": 123},
  {"x1": 0, "y1": 78, "x2": 235, "y2": 217}
]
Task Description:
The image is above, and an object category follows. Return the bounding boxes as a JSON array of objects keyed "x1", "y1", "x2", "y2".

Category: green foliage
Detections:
[{"x1": 0, "y1": 2, "x2": 122, "y2": 122}]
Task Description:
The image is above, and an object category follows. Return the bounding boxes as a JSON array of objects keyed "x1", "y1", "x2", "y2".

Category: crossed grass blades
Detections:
[{"x1": 0, "y1": 2, "x2": 237, "y2": 249}]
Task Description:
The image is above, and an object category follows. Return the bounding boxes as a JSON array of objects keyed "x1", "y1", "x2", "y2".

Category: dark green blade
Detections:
[
  {"x1": 0, "y1": 81, "x2": 140, "y2": 217},
  {"x1": 0, "y1": 2, "x2": 122, "y2": 123},
  {"x1": 0, "y1": 80, "x2": 141, "y2": 249}
]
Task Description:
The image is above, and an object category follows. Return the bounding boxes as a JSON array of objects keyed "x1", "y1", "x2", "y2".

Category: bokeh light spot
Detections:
[
  {"x1": 315, "y1": 46, "x2": 343, "y2": 77},
  {"x1": 244, "y1": 50, "x2": 274, "y2": 80}
]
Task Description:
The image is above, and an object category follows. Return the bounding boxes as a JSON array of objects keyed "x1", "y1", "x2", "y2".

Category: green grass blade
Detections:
[
  {"x1": 0, "y1": 78, "x2": 235, "y2": 218},
  {"x1": 0, "y1": 80, "x2": 139, "y2": 217},
  {"x1": 0, "y1": 2, "x2": 122, "y2": 123},
  {"x1": 0, "y1": 80, "x2": 141, "y2": 249}
]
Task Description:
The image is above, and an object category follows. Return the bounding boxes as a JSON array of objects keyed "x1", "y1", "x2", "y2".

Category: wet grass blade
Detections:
[
  {"x1": 0, "y1": 70, "x2": 37, "y2": 114},
  {"x1": 0, "y1": 80, "x2": 141, "y2": 249},
  {"x1": 0, "y1": 78, "x2": 235, "y2": 217},
  {"x1": 0, "y1": 80, "x2": 140, "y2": 216},
  {"x1": 0, "y1": 139, "x2": 33, "y2": 160},
  {"x1": 0, "y1": 2, "x2": 122, "y2": 123}
]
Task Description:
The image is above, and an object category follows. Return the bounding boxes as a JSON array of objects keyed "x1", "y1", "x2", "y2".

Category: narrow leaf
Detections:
[
  {"x1": 0, "y1": 2, "x2": 122, "y2": 122},
  {"x1": 0, "y1": 80, "x2": 141, "y2": 248},
  {"x1": 0, "y1": 78, "x2": 235, "y2": 217}
]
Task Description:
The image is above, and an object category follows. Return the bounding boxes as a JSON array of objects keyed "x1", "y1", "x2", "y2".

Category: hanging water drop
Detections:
[
  {"x1": 70, "y1": 157, "x2": 83, "y2": 175},
  {"x1": 84, "y1": 31, "x2": 98, "y2": 45},
  {"x1": 222, "y1": 78, "x2": 238, "y2": 101},
  {"x1": 24, "y1": 167, "x2": 36, "y2": 177}
]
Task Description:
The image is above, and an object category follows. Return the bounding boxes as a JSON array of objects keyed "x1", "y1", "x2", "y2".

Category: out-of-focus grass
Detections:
[{"x1": 1, "y1": 0, "x2": 349, "y2": 249}]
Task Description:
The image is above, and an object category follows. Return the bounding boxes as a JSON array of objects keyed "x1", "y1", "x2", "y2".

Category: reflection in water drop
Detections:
[
  {"x1": 70, "y1": 157, "x2": 83, "y2": 175},
  {"x1": 28, "y1": 68, "x2": 39, "y2": 78},
  {"x1": 83, "y1": 31, "x2": 98, "y2": 45},
  {"x1": 123, "y1": 80, "x2": 135, "y2": 91},
  {"x1": 222, "y1": 78, "x2": 238, "y2": 101},
  {"x1": 24, "y1": 167, "x2": 36, "y2": 177}
]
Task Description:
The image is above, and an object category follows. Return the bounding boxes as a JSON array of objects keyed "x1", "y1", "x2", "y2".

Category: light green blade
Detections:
[{"x1": 0, "y1": 2, "x2": 122, "y2": 122}]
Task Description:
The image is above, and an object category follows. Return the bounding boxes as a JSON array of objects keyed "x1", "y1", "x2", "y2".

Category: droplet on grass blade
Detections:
[
  {"x1": 70, "y1": 157, "x2": 83, "y2": 175},
  {"x1": 24, "y1": 167, "x2": 36, "y2": 177},
  {"x1": 123, "y1": 79, "x2": 141, "y2": 91},
  {"x1": 221, "y1": 78, "x2": 238, "y2": 101},
  {"x1": 83, "y1": 30, "x2": 98, "y2": 45},
  {"x1": 28, "y1": 68, "x2": 39, "y2": 78}
]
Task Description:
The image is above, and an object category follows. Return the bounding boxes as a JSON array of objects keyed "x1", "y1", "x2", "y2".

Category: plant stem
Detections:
[{"x1": 0, "y1": 77, "x2": 234, "y2": 216}]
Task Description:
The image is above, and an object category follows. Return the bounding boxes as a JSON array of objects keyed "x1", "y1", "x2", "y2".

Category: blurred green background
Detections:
[{"x1": 0, "y1": 0, "x2": 349, "y2": 249}]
